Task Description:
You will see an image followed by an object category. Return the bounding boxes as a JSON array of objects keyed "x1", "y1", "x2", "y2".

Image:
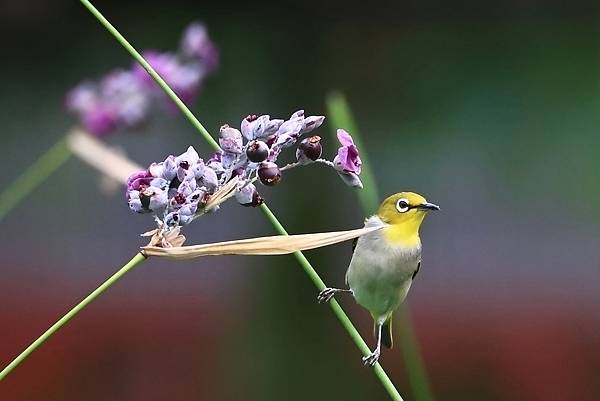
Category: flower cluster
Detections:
[
  {"x1": 126, "y1": 110, "x2": 363, "y2": 230},
  {"x1": 66, "y1": 22, "x2": 218, "y2": 137}
]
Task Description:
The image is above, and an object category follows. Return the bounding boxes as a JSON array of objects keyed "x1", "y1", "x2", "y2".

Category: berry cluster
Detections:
[{"x1": 126, "y1": 110, "x2": 363, "y2": 230}]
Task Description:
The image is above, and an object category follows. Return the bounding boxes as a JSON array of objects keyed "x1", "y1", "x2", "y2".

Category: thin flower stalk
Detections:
[
  {"x1": 79, "y1": 1, "x2": 404, "y2": 400},
  {"x1": 0, "y1": 137, "x2": 72, "y2": 223},
  {"x1": 0, "y1": 253, "x2": 147, "y2": 381},
  {"x1": 0, "y1": 128, "x2": 145, "y2": 225}
]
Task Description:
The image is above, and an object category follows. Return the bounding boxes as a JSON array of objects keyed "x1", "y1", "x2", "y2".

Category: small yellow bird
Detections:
[{"x1": 318, "y1": 192, "x2": 439, "y2": 366}]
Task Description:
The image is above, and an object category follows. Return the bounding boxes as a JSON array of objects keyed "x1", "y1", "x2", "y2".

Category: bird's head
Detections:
[{"x1": 376, "y1": 192, "x2": 439, "y2": 244}]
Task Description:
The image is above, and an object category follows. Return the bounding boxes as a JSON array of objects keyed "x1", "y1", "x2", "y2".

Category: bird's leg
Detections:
[
  {"x1": 362, "y1": 320, "x2": 383, "y2": 367},
  {"x1": 317, "y1": 287, "x2": 352, "y2": 303}
]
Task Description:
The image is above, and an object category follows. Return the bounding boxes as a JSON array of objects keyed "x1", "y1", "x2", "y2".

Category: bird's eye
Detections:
[{"x1": 396, "y1": 198, "x2": 410, "y2": 213}]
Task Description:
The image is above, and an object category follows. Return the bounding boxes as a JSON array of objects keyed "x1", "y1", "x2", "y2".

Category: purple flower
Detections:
[
  {"x1": 199, "y1": 167, "x2": 218, "y2": 191},
  {"x1": 101, "y1": 70, "x2": 150, "y2": 127},
  {"x1": 219, "y1": 125, "x2": 243, "y2": 154},
  {"x1": 65, "y1": 83, "x2": 96, "y2": 114},
  {"x1": 133, "y1": 51, "x2": 202, "y2": 106},
  {"x1": 241, "y1": 114, "x2": 274, "y2": 141},
  {"x1": 333, "y1": 129, "x2": 362, "y2": 175},
  {"x1": 81, "y1": 104, "x2": 119, "y2": 137},
  {"x1": 66, "y1": 22, "x2": 218, "y2": 137},
  {"x1": 66, "y1": 83, "x2": 119, "y2": 137},
  {"x1": 126, "y1": 172, "x2": 169, "y2": 213},
  {"x1": 127, "y1": 170, "x2": 153, "y2": 192},
  {"x1": 180, "y1": 22, "x2": 219, "y2": 74},
  {"x1": 235, "y1": 183, "x2": 263, "y2": 207},
  {"x1": 277, "y1": 114, "x2": 303, "y2": 141},
  {"x1": 126, "y1": 110, "x2": 366, "y2": 229},
  {"x1": 301, "y1": 115, "x2": 325, "y2": 134},
  {"x1": 148, "y1": 155, "x2": 177, "y2": 181}
]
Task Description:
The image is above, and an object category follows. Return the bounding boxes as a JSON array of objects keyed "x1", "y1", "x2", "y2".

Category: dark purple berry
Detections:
[
  {"x1": 297, "y1": 135, "x2": 322, "y2": 161},
  {"x1": 246, "y1": 140, "x2": 269, "y2": 163},
  {"x1": 257, "y1": 162, "x2": 282, "y2": 186}
]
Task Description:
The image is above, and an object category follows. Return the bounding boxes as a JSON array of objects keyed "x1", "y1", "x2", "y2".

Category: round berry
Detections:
[
  {"x1": 257, "y1": 162, "x2": 282, "y2": 186},
  {"x1": 246, "y1": 140, "x2": 270, "y2": 163}
]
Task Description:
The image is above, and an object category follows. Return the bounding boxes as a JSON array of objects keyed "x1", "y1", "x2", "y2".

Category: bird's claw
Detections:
[
  {"x1": 362, "y1": 350, "x2": 380, "y2": 367},
  {"x1": 317, "y1": 288, "x2": 338, "y2": 303}
]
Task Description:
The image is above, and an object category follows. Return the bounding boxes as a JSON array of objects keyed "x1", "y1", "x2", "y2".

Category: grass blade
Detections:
[
  {"x1": 0, "y1": 137, "x2": 71, "y2": 223},
  {"x1": 326, "y1": 91, "x2": 379, "y2": 214},
  {"x1": 0, "y1": 253, "x2": 147, "y2": 380}
]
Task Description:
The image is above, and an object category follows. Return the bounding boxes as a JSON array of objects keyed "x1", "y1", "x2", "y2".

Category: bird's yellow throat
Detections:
[{"x1": 381, "y1": 213, "x2": 425, "y2": 246}]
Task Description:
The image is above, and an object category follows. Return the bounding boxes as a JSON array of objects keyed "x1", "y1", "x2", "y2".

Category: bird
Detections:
[{"x1": 317, "y1": 192, "x2": 439, "y2": 366}]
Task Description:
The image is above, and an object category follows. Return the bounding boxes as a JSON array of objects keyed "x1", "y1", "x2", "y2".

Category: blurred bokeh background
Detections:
[{"x1": 2, "y1": 1, "x2": 600, "y2": 400}]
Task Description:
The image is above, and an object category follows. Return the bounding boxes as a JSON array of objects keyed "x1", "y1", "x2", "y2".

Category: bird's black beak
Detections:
[{"x1": 417, "y1": 202, "x2": 440, "y2": 211}]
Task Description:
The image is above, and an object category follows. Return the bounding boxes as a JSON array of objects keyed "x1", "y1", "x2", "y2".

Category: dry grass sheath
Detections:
[
  {"x1": 66, "y1": 128, "x2": 142, "y2": 184},
  {"x1": 143, "y1": 226, "x2": 381, "y2": 258}
]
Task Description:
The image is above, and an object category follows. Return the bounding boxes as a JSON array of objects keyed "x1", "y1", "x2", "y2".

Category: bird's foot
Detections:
[
  {"x1": 362, "y1": 349, "x2": 380, "y2": 367},
  {"x1": 317, "y1": 288, "x2": 339, "y2": 303}
]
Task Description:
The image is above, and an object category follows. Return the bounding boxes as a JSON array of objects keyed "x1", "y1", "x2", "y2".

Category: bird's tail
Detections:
[{"x1": 376, "y1": 315, "x2": 393, "y2": 349}]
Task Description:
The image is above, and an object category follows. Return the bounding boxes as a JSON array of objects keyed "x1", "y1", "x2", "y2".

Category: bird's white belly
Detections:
[{"x1": 346, "y1": 228, "x2": 421, "y2": 320}]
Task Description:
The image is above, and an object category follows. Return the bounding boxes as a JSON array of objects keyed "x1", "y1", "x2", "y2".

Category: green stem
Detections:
[
  {"x1": 80, "y1": 1, "x2": 404, "y2": 399},
  {"x1": 397, "y1": 307, "x2": 435, "y2": 401},
  {"x1": 259, "y1": 206, "x2": 404, "y2": 401},
  {"x1": 0, "y1": 136, "x2": 72, "y2": 223},
  {"x1": 79, "y1": 0, "x2": 218, "y2": 151},
  {"x1": 0, "y1": 253, "x2": 147, "y2": 381},
  {"x1": 326, "y1": 91, "x2": 435, "y2": 401}
]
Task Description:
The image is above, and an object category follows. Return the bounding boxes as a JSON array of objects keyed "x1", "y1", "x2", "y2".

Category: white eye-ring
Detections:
[{"x1": 396, "y1": 198, "x2": 410, "y2": 213}]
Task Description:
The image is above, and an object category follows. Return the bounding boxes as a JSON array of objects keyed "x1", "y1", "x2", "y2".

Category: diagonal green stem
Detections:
[
  {"x1": 79, "y1": 0, "x2": 218, "y2": 151},
  {"x1": 0, "y1": 252, "x2": 147, "y2": 381},
  {"x1": 327, "y1": 91, "x2": 435, "y2": 401},
  {"x1": 0, "y1": 136, "x2": 72, "y2": 224},
  {"x1": 259, "y1": 207, "x2": 403, "y2": 400},
  {"x1": 79, "y1": 1, "x2": 404, "y2": 399}
]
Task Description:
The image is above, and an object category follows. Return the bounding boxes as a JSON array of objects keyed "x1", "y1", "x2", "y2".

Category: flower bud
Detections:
[
  {"x1": 219, "y1": 124, "x2": 243, "y2": 154},
  {"x1": 257, "y1": 162, "x2": 282, "y2": 186},
  {"x1": 296, "y1": 136, "x2": 322, "y2": 162},
  {"x1": 336, "y1": 171, "x2": 364, "y2": 189},
  {"x1": 235, "y1": 183, "x2": 264, "y2": 207},
  {"x1": 246, "y1": 140, "x2": 269, "y2": 163},
  {"x1": 200, "y1": 167, "x2": 219, "y2": 191},
  {"x1": 300, "y1": 115, "x2": 325, "y2": 134}
]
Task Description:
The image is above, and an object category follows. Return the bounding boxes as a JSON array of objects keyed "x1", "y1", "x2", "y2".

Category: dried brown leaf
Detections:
[{"x1": 142, "y1": 226, "x2": 381, "y2": 259}]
